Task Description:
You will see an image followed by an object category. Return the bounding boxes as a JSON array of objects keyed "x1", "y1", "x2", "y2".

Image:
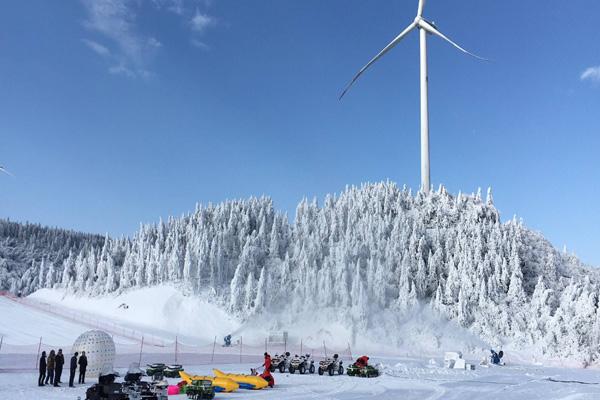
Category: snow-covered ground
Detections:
[
  {"x1": 23, "y1": 286, "x2": 493, "y2": 358},
  {"x1": 2, "y1": 287, "x2": 599, "y2": 399},
  {"x1": 1, "y1": 358, "x2": 600, "y2": 400}
]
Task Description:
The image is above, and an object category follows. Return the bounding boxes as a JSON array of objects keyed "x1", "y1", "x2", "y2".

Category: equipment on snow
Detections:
[
  {"x1": 178, "y1": 371, "x2": 239, "y2": 393},
  {"x1": 270, "y1": 352, "x2": 291, "y2": 373},
  {"x1": 184, "y1": 379, "x2": 215, "y2": 400},
  {"x1": 490, "y1": 349, "x2": 504, "y2": 365},
  {"x1": 145, "y1": 363, "x2": 166, "y2": 377},
  {"x1": 212, "y1": 369, "x2": 269, "y2": 390},
  {"x1": 318, "y1": 354, "x2": 344, "y2": 376},
  {"x1": 164, "y1": 364, "x2": 184, "y2": 378},
  {"x1": 85, "y1": 364, "x2": 167, "y2": 400},
  {"x1": 288, "y1": 354, "x2": 315, "y2": 374}
]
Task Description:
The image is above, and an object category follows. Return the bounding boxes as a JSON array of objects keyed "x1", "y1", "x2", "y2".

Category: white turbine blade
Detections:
[
  {"x1": 417, "y1": 0, "x2": 427, "y2": 17},
  {"x1": 418, "y1": 19, "x2": 488, "y2": 61},
  {"x1": 0, "y1": 166, "x2": 14, "y2": 177},
  {"x1": 340, "y1": 22, "x2": 417, "y2": 99}
]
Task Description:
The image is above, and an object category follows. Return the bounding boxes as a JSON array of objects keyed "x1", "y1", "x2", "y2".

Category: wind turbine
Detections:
[{"x1": 340, "y1": 0, "x2": 486, "y2": 193}]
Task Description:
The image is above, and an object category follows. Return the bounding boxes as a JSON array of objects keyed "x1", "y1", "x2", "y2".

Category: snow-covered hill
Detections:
[{"x1": 6, "y1": 183, "x2": 600, "y2": 364}]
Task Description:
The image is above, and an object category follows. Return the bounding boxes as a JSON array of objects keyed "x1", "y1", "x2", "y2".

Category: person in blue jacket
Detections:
[{"x1": 490, "y1": 349, "x2": 504, "y2": 365}]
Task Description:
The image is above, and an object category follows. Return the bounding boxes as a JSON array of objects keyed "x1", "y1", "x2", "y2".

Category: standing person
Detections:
[
  {"x1": 69, "y1": 352, "x2": 78, "y2": 387},
  {"x1": 78, "y1": 351, "x2": 88, "y2": 384},
  {"x1": 38, "y1": 351, "x2": 47, "y2": 387},
  {"x1": 45, "y1": 350, "x2": 56, "y2": 385},
  {"x1": 260, "y1": 352, "x2": 275, "y2": 388},
  {"x1": 54, "y1": 349, "x2": 64, "y2": 386}
]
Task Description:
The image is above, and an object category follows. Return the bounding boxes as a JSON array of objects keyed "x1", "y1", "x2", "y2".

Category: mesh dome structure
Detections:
[{"x1": 71, "y1": 330, "x2": 116, "y2": 378}]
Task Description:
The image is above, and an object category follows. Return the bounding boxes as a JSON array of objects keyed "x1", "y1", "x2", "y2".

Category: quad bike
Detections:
[
  {"x1": 185, "y1": 379, "x2": 216, "y2": 400},
  {"x1": 346, "y1": 364, "x2": 380, "y2": 378},
  {"x1": 318, "y1": 354, "x2": 344, "y2": 376},
  {"x1": 146, "y1": 363, "x2": 166, "y2": 377},
  {"x1": 270, "y1": 352, "x2": 291, "y2": 373},
  {"x1": 164, "y1": 364, "x2": 184, "y2": 378},
  {"x1": 288, "y1": 354, "x2": 315, "y2": 374}
]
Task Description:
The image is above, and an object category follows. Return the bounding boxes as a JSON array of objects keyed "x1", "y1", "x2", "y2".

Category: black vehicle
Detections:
[
  {"x1": 270, "y1": 352, "x2": 291, "y2": 373},
  {"x1": 85, "y1": 372, "x2": 128, "y2": 400},
  {"x1": 85, "y1": 366, "x2": 166, "y2": 400},
  {"x1": 318, "y1": 354, "x2": 344, "y2": 376},
  {"x1": 185, "y1": 379, "x2": 215, "y2": 400},
  {"x1": 164, "y1": 364, "x2": 184, "y2": 378},
  {"x1": 346, "y1": 364, "x2": 379, "y2": 378},
  {"x1": 288, "y1": 354, "x2": 315, "y2": 374},
  {"x1": 145, "y1": 363, "x2": 166, "y2": 377}
]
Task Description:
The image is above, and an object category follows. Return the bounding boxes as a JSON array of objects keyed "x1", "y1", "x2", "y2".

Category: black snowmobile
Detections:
[
  {"x1": 146, "y1": 363, "x2": 166, "y2": 377},
  {"x1": 164, "y1": 364, "x2": 184, "y2": 378},
  {"x1": 288, "y1": 354, "x2": 315, "y2": 374},
  {"x1": 318, "y1": 354, "x2": 344, "y2": 376},
  {"x1": 85, "y1": 371, "x2": 128, "y2": 400},
  {"x1": 86, "y1": 365, "x2": 166, "y2": 400}
]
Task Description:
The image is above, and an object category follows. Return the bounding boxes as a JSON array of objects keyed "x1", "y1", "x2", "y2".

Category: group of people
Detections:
[{"x1": 38, "y1": 349, "x2": 88, "y2": 388}]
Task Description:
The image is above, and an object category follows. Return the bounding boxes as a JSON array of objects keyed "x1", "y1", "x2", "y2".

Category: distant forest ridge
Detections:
[{"x1": 1, "y1": 182, "x2": 599, "y2": 363}]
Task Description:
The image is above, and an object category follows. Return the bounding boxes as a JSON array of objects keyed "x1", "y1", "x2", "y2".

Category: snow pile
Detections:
[{"x1": 7, "y1": 182, "x2": 600, "y2": 364}]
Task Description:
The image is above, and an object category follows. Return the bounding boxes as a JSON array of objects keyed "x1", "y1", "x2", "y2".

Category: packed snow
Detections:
[{"x1": 2, "y1": 359, "x2": 600, "y2": 399}]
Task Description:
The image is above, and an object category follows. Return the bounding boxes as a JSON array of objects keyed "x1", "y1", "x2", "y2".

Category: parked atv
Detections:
[
  {"x1": 185, "y1": 379, "x2": 215, "y2": 400},
  {"x1": 164, "y1": 364, "x2": 184, "y2": 378},
  {"x1": 318, "y1": 354, "x2": 344, "y2": 376},
  {"x1": 270, "y1": 352, "x2": 291, "y2": 373},
  {"x1": 146, "y1": 363, "x2": 166, "y2": 377},
  {"x1": 346, "y1": 364, "x2": 379, "y2": 378},
  {"x1": 288, "y1": 354, "x2": 315, "y2": 374}
]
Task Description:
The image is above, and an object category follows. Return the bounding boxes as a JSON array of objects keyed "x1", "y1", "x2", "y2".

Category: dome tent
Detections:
[{"x1": 71, "y1": 330, "x2": 116, "y2": 378}]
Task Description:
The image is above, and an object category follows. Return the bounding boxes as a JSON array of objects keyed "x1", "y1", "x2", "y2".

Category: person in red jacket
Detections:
[
  {"x1": 355, "y1": 355, "x2": 369, "y2": 368},
  {"x1": 260, "y1": 352, "x2": 275, "y2": 388}
]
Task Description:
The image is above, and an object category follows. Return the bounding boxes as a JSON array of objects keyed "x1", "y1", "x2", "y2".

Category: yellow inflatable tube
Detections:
[
  {"x1": 179, "y1": 371, "x2": 239, "y2": 393},
  {"x1": 212, "y1": 369, "x2": 268, "y2": 390}
]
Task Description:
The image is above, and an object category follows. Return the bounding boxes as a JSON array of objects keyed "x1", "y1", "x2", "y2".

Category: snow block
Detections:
[
  {"x1": 453, "y1": 359, "x2": 466, "y2": 370},
  {"x1": 444, "y1": 351, "x2": 463, "y2": 369}
]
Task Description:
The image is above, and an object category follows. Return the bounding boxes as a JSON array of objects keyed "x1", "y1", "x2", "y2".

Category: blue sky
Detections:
[{"x1": 1, "y1": 0, "x2": 599, "y2": 265}]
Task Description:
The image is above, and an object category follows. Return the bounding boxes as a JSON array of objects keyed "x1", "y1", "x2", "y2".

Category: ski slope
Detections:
[
  {"x1": 1, "y1": 359, "x2": 599, "y2": 400},
  {"x1": 0, "y1": 295, "x2": 103, "y2": 347}
]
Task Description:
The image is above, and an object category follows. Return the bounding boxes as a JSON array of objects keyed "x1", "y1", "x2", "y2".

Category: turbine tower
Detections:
[{"x1": 340, "y1": 0, "x2": 485, "y2": 193}]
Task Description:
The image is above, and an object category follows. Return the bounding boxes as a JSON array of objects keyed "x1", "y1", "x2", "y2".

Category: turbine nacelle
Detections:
[{"x1": 339, "y1": 3, "x2": 486, "y2": 99}]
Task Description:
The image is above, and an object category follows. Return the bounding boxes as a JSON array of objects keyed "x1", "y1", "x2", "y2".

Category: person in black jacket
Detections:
[
  {"x1": 78, "y1": 351, "x2": 88, "y2": 384},
  {"x1": 54, "y1": 348, "x2": 64, "y2": 386},
  {"x1": 38, "y1": 351, "x2": 47, "y2": 387},
  {"x1": 69, "y1": 352, "x2": 78, "y2": 387}
]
